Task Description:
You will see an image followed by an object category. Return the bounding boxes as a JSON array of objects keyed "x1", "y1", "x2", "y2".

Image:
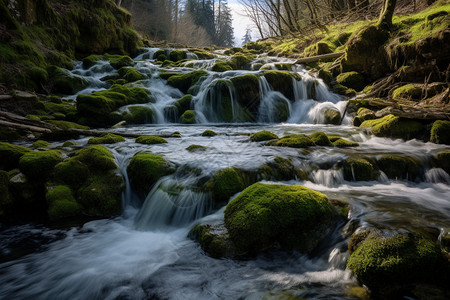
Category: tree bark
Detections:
[{"x1": 378, "y1": 0, "x2": 397, "y2": 30}]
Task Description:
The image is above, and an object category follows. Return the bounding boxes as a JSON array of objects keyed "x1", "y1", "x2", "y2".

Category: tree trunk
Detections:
[{"x1": 378, "y1": 0, "x2": 397, "y2": 30}]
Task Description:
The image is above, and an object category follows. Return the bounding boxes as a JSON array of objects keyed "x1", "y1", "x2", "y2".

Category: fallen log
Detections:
[{"x1": 294, "y1": 52, "x2": 345, "y2": 64}]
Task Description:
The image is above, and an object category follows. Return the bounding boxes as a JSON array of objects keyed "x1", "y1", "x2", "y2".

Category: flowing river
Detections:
[{"x1": 1, "y1": 48, "x2": 449, "y2": 299}]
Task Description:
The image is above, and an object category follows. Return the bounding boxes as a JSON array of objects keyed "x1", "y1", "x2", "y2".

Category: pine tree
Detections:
[
  {"x1": 214, "y1": 0, "x2": 234, "y2": 47},
  {"x1": 242, "y1": 28, "x2": 252, "y2": 46}
]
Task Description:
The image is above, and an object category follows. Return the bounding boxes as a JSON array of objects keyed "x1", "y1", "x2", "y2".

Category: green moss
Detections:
[
  {"x1": 332, "y1": 84, "x2": 356, "y2": 97},
  {"x1": 309, "y1": 132, "x2": 332, "y2": 146},
  {"x1": 430, "y1": 120, "x2": 450, "y2": 145},
  {"x1": 336, "y1": 71, "x2": 365, "y2": 91},
  {"x1": 229, "y1": 53, "x2": 255, "y2": 70},
  {"x1": 269, "y1": 156, "x2": 295, "y2": 181},
  {"x1": 135, "y1": 135, "x2": 168, "y2": 145},
  {"x1": 46, "y1": 185, "x2": 81, "y2": 220},
  {"x1": 174, "y1": 94, "x2": 192, "y2": 115},
  {"x1": 201, "y1": 130, "x2": 217, "y2": 137},
  {"x1": 48, "y1": 120, "x2": 90, "y2": 130},
  {"x1": 347, "y1": 232, "x2": 441, "y2": 290},
  {"x1": 304, "y1": 42, "x2": 333, "y2": 57},
  {"x1": 377, "y1": 154, "x2": 420, "y2": 181},
  {"x1": 82, "y1": 55, "x2": 101, "y2": 69},
  {"x1": 62, "y1": 141, "x2": 77, "y2": 147},
  {"x1": 105, "y1": 54, "x2": 133, "y2": 69},
  {"x1": 343, "y1": 157, "x2": 376, "y2": 181},
  {"x1": 53, "y1": 158, "x2": 90, "y2": 189},
  {"x1": 108, "y1": 85, "x2": 152, "y2": 104},
  {"x1": 0, "y1": 142, "x2": 31, "y2": 170},
  {"x1": 189, "y1": 224, "x2": 234, "y2": 258},
  {"x1": 264, "y1": 71, "x2": 297, "y2": 100},
  {"x1": 75, "y1": 145, "x2": 117, "y2": 172},
  {"x1": 392, "y1": 84, "x2": 423, "y2": 101},
  {"x1": 318, "y1": 69, "x2": 333, "y2": 85},
  {"x1": 360, "y1": 114, "x2": 424, "y2": 140},
  {"x1": 169, "y1": 50, "x2": 187, "y2": 62},
  {"x1": 332, "y1": 138, "x2": 359, "y2": 148},
  {"x1": 167, "y1": 70, "x2": 208, "y2": 94},
  {"x1": 435, "y1": 151, "x2": 450, "y2": 174},
  {"x1": 44, "y1": 101, "x2": 76, "y2": 116},
  {"x1": 123, "y1": 106, "x2": 154, "y2": 124},
  {"x1": 180, "y1": 110, "x2": 196, "y2": 124},
  {"x1": 353, "y1": 107, "x2": 376, "y2": 126},
  {"x1": 31, "y1": 140, "x2": 50, "y2": 149},
  {"x1": 230, "y1": 74, "x2": 260, "y2": 115},
  {"x1": 117, "y1": 67, "x2": 146, "y2": 83},
  {"x1": 250, "y1": 130, "x2": 278, "y2": 142},
  {"x1": 88, "y1": 133, "x2": 125, "y2": 144},
  {"x1": 49, "y1": 67, "x2": 89, "y2": 95},
  {"x1": 224, "y1": 183, "x2": 335, "y2": 254},
  {"x1": 19, "y1": 150, "x2": 63, "y2": 180},
  {"x1": 191, "y1": 49, "x2": 214, "y2": 59},
  {"x1": 127, "y1": 152, "x2": 175, "y2": 192},
  {"x1": 324, "y1": 108, "x2": 341, "y2": 125},
  {"x1": 268, "y1": 134, "x2": 315, "y2": 148},
  {"x1": 212, "y1": 62, "x2": 233, "y2": 72},
  {"x1": 186, "y1": 144, "x2": 207, "y2": 152},
  {"x1": 206, "y1": 168, "x2": 246, "y2": 205}
]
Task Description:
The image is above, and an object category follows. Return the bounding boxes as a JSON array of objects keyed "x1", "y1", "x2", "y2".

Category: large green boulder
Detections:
[
  {"x1": 53, "y1": 158, "x2": 90, "y2": 189},
  {"x1": 46, "y1": 185, "x2": 82, "y2": 221},
  {"x1": 230, "y1": 74, "x2": 260, "y2": 115},
  {"x1": 264, "y1": 71, "x2": 299, "y2": 100},
  {"x1": 250, "y1": 130, "x2": 278, "y2": 142},
  {"x1": 106, "y1": 54, "x2": 133, "y2": 69},
  {"x1": 324, "y1": 108, "x2": 341, "y2": 125},
  {"x1": 123, "y1": 106, "x2": 154, "y2": 124},
  {"x1": 127, "y1": 152, "x2": 175, "y2": 193},
  {"x1": 360, "y1": 114, "x2": 424, "y2": 140},
  {"x1": 224, "y1": 183, "x2": 335, "y2": 254},
  {"x1": 18, "y1": 150, "x2": 63, "y2": 181},
  {"x1": 343, "y1": 157, "x2": 377, "y2": 181},
  {"x1": 205, "y1": 168, "x2": 248, "y2": 205},
  {"x1": 377, "y1": 154, "x2": 420, "y2": 181},
  {"x1": 309, "y1": 132, "x2": 332, "y2": 146},
  {"x1": 117, "y1": 67, "x2": 146, "y2": 83},
  {"x1": 212, "y1": 62, "x2": 233, "y2": 72},
  {"x1": 268, "y1": 134, "x2": 315, "y2": 148},
  {"x1": 167, "y1": 70, "x2": 208, "y2": 93},
  {"x1": 392, "y1": 84, "x2": 423, "y2": 101},
  {"x1": 75, "y1": 145, "x2": 117, "y2": 172},
  {"x1": 169, "y1": 50, "x2": 187, "y2": 62},
  {"x1": 430, "y1": 120, "x2": 450, "y2": 145},
  {"x1": 135, "y1": 136, "x2": 168, "y2": 145},
  {"x1": 174, "y1": 94, "x2": 192, "y2": 116},
  {"x1": 0, "y1": 142, "x2": 31, "y2": 170},
  {"x1": 336, "y1": 71, "x2": 365, "y2": 91},
  {"x1": 347, "y1": 231, "x2": 443, "y2": 295},
  {"x1": 49, "y1": 67, "x2": 89, "y2": 95},
  {"x1": 180, "y1": 110, "x2": 196, "y2": 124}
]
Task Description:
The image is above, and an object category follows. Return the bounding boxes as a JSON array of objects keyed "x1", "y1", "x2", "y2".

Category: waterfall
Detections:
[
  {"x1": 310, "y1": 169, "x2": 345, "y2": 187},
  {"x1": 134, "y1": 175, "x2": 212, "y2": 230},
  {"x1": 257, "y1": 76, "x2": 292, "y2": 123}
]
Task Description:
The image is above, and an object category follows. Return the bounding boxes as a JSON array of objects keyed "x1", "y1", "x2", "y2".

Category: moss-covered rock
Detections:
[
  {"x1": 135, "y1": 135, "x2": 168, "y2": 145},
  {"x1": 117, "y1": 67, "x2": 146, "y2": 83},
  {"x1": 167, "y1": 70, "x2": 208, "y2": 94},
  {"x1": 352, "y1": 107, "x2": 376, "y2": 126},
  {"x1": 106, "y1": 54, "x2": 133, "y2": 69},
  {"x1": 324, "y1": 108, "x2": 341, "y2": 125},
  {"x1": 53, "y1": 158, "x2": 90, "y2": 189},
  {"x1": 31, "y1": 140, "x2": 51, "y2": 149},
  {"x1": 230, "y1": 74, "x2": 260, "y2": 115},
  {"x1": 122, "y1": 106, "x2": 154, "y2": 124},
  {"x1": 0, "y1": 142, "x2": 31, "y2": 170},
  {"x1": 304, "y1": 42, "x2": 332, "y2": 57},
  {"x1": 224, "y1": 183, "x2": 335, "y2": 255},
  {"x1": 268, "y1": 134, "x2": 315, "y2": 148},
  {"x1": 50, "y1": 67, "x2": 90, "y2": 95},
  {"x1": 62, "y1": 141, "x2": 77, "y2": 147},
  {"x1": 88, "y1": 133, "x2": 125, "y2": 144},
  {"x1": 169, "y1": 50, "x2": 187, "y2": 62},
  {"x1": 82, "y1": 55, "x2": 102, "y2": 69},
  {"x1": 332, "y1": 138, "x2": 359, "y2": 148},
  {"x1": 75, "y1": 145, "x2": 117, "y2": 172},
  {"x1": 250, "y1": 130, "x2": 278, "y2": 142},
  {"x1": 332, "y1": 83, "x2": 356, "y2": 97},
  {"x1": 267, "y1": 156, "x2": 296, "y2": 181},
  {"x1": 189, "y1": 223, "x2": 236, "y2": 258},
  {"x1": 347, "y1": 231, "x2": 442, "y2": 293},
  {"x1": 19, "y1": 150, "x2": 63, "y2": 181},
  {"x1": 309, "y1": 132, "x2": 332, "y2": 146},
  {"x1": 48, "y1": 120, "x2": 90, "y2": 130},
  {"x1": 205, "y1": 168, "x2": 247, "y2": 205},
  {"x1": 46, "y1": 185, "x2": 81, "y2": 220},
  {"x1": 212, "y1": 62, "x2": 233, "y2": 72},
  {"x1": 392, "y1": 84, "x2": 423, "y2": 101},
  {"x1": 343, "y1": 157, "x2": 376, "y2": 181},
  {"x1": 430, "y1": 120, "x2": 450, "y2": 145},
  {"x1": 180, "y1": 110, "x2": 196, "y2": 124},
  {"x1": 201, "y1": 129, "x2": 217, "y2": 137},
  {"x1": 377, "y1": 154, "x2": 420, "y2": 181},
  {"x1": 336, "y1": 72, "x2": 365, "y2": 91},
  {"x1": 264, "y1": 71, "x2": 298, "y2": 100},
  {"x1": 435, "y1": 151, "x2": 450, "y2": 174},
  {"x1": 127, "y1": 152, "x2": 175, "y2": 193},
  {"x1": 318, "y1": 69, "x2": 333, "y2": 86},
  {"x1": 186, "y1": 144, "x2": 207, "y2": 152},
  {"x1": 360, "y1": 114, "x2": 424, "y2": 140},
  {"x1": 174, "y1": 94, "x2": 192, "y2": 116}
]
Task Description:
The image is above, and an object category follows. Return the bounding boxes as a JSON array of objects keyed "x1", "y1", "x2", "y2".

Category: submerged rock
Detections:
[
  {"x1": 224, "y1": 183, "x2": 335, "y2": 255},
  {"x1": 201, "y1": 129, "x2": 217, "y2": 137},
  {"x1": 249, "y1": 130, "x2": 278, "y2": 142},
  {"x1": 136, "y1": 135, "x2": 168, "y2": 145},
  {"x1": 377, "y1": 154, "x2": 420, "y2": 181},
  {"x1": 87, "y1": 133, "x2": 125, "y2": 144},
  {"x1": 342, "y1": 157, "x2": 377, "y2": 181},
  {"x1": 268, "y1": 134, "x2": 315, "y2": 148}
]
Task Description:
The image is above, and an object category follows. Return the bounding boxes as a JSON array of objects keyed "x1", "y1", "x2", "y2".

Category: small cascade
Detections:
[
  {"x1": 258, "y1": 76, "x2": 291, "y2": 123},
  {"x1": 134, "y1": 48, "x2": 161, "y2": 60},
  {"x1": 425, "y1": 168, "x2": 450, "y2": 184},
  {"x1": 310, "y1": 169, "x2": 345, "y2": 187},
  {"x1": 134, "y1": 175, "x2": 212, "y2": 230}
]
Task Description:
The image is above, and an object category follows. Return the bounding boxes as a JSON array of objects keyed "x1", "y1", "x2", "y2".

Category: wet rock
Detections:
[
  {"x1": 377, "y1": 154, "x2": 420, "y2": 181},
  {"x1": 136, "y1": 135, "x2": 168, "y2": 145},
  {"x1": 360, "y1": 114, "x2": 424, "y2": 140},
  {"x1": 430, "y1": 120, "x2": 450, "y2": 145},
  {"x1": 249, "y1": 130, "x2": 278, "y2": 142}
]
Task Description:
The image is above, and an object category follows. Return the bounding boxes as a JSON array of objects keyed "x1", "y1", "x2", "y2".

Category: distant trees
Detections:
[{"x1": 242, "y1": 28, "x2": 252, "y2": 45}]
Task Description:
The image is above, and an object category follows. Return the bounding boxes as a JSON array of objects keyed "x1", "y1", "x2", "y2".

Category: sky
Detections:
[{"x1": 228, "y1": 0, "x2": 258, "y2": 46}]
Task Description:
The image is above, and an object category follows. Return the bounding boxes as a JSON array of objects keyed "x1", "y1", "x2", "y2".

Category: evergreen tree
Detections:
[
  {"x1": 241, "y1": 28, "x2": 252, "y2": 45},
  {"x1": 214, "y1": 0, "x2": 234, "y2": 47}
]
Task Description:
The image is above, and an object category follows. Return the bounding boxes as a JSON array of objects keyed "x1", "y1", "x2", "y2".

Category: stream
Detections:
[{"x1": 1, "y1": 48, "x2": 449, "y2": 299}]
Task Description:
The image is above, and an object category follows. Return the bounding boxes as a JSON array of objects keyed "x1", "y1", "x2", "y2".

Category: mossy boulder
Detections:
[
  {"x1": 360, "y1": 114, "x2": 424, "y2": 140},
  {"x1": 75, "y1": 145, "x2": 117, "y2": 172},
  {"x1": 318, "y1": 69, "x2": 333, "y2": 85},
  {"x1": 264, "y1": 71, "x2": 298, "y2": 100},
  {"x1": 53, "y1": 158, "x2": 90, "y2": 189},
  {"x1": 117, "y1": 67, "x2": 146, "y2": 83},
  {"x1": 19, "y1": 150, "x2": 63, "y2": 181},
  {"x1": 82, "y1": 55, "x2": 101, "y2": 69},
  {"x1": 49, "y1": 67, "x2": 89, "y2": 95},
  {"x1": 430, "y1": 120, "x2": 450, "y2": 145},
  {"x1": 309, "y1": 132, "x2": 332, "y2": 146},
  {"x1": 88, "y1": 133, "x2": 125, "y2": 144},
  {"x1": 31, "y1": 140, "x2": 50, "y2": 149},
  {"x1": 303, "y1": 42, "x2": 332, "y2": 57},
  {"x1": 173, "y1": 94, "x2": 192, "y2": 118},
  {"x1": 205, "y1": 168, "x2": 248, "y2": 205},
  {"x1": 201, "y1": 129, "x2": 217, "y2": 137},
  {"x1": 332, "y1": 84, "x2": 356, "y2": 97},
  {"x1": 268, "y1": 134, "x2": 315, "y2": 148},
  {"x1": 0, "y1": 142, "x2": 31, "y2": 170},
  {"x1": 230, "y1": 74, "x2": 260, "y2": 115},
  {"x1": 266, "y1": 156, "x2": 296, "y2": 181},
  {"x1": 347, "y1": 231, "x2": 442, "y2": 294},
  {"x1": 167, "y1": 70, "x2": 208, "y2": 94},
  {"x1": 186, "y1": 144, "x2": 207, "y2": 152},
  {"x1": 189, "y1": 223, "x2": 236, "y2": 258},
  {"x1": 62, "y1": 141, "x2": 77, "y2": 147},
  {"x1": 46, "y1": 185, "x2": 81, "y2": 221},
  {"x1": 352, "y1": 107, "x2": 376, "y2": 126},
  {"x1": 106, "y1": 54, "x2": 133, "y2": 69},
  {"x1": 336, "y1": 72, "x2": 365, "y2": 91},
  {"x1": 377, "y1": 154, "x2": 420, "y2": 181},
  {"x1": 169, "y1": 50, "x2": 187, "y2": 62},
  {"x1": 123, "y1": 106, "x2": 154, "y2": 124},
  {"x1": 332, "y1": 138, "x2": 359, "y2": 148},
  {"x1": 324, "y1": 108, "x2": 341, "y2": 125},
  {"x1": 180, "y1": 110, "x2": 196, "y2": 124},
  {"x1": 135, "y1": 135, "x2": 168, "y2": 145},
  {"x1": 250, "y1": 130, "x2": 278, "y2": 142},
  {"x1": 48, "y1": 120, "x2": 90, "y2": 130},
  {"x1": 343, "y1": 157, "x2": 376, "y2": 181},
  {"x1": 127, "y1": 152, "x2": 175, "y2": 193},
  {"x1": 392, "y1": 84, "x2": 423, "y2": 101},
  {"x1": 212, "y1": 62, "x2": 233, "y2": 72},
  {"x1": 224, "y1": 183, "x2": 335, "y2": 255}
]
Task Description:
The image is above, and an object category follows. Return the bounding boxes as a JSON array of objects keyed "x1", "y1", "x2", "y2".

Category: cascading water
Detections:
[{"x1": 1, "y1": 48, "x2": 449, "y2": 300}]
